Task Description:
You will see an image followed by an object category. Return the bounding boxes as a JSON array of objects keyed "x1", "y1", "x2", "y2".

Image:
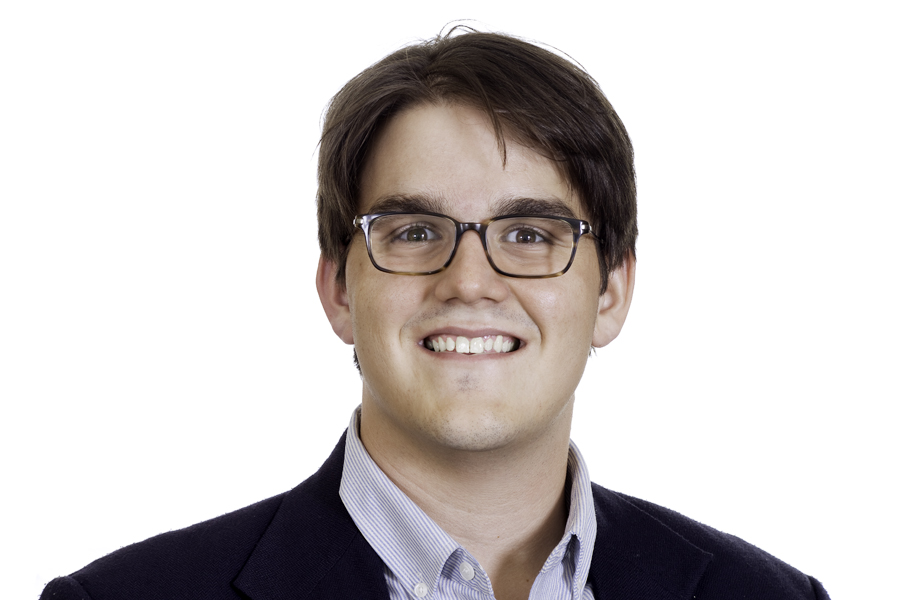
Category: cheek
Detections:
[
  {"x1": 345, "y1": 248, "x2": 386, "y2": 347},
  {"x1": 544, "y1": 248, "x2": 601, "y2": 312},
  {"x1": 346, "y1": 250, "x2": 429, "y2": 346},
  {"x1": 527, "y1": 276, "x2": 600, "y2": 347}
]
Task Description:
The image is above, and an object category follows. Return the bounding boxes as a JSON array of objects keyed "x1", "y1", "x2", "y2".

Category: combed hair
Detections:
[{"x1": 317, "y1": 29, "x2": 637, "y2": 293}]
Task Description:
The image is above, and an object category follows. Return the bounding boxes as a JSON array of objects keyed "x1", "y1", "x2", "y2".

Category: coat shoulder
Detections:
[
  {"x1": 594, "y1": 485, "x2": 829, "y2": 599},
  {"x1": 42, "y1": 434, "x2": 354, "y2": 600},
  {"x1": 48, "y1": 493, "x2": 287, "y2": 600}
]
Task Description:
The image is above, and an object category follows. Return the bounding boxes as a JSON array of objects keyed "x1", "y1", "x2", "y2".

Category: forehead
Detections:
[{"x1": 358, "y1": 103, "x2": 583, "y2": 219}]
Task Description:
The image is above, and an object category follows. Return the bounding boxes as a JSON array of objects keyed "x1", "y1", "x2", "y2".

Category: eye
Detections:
[
  {"x1": 502, "y1": 228, "x2": 546, "y2": 244},
  {"x1": 390, "y1": 222, "x2": 443, "y2": 244},
  {"x1": 404, "y1": 227, "x2": 430, "y2": 242}
]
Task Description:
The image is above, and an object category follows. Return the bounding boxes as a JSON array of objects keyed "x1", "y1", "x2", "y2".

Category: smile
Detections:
[{"x1": 424, "y1": 334, "x2": 521, "y2": 354}]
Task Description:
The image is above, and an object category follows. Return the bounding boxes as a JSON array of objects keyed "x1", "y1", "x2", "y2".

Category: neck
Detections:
[{"x1": 359, "y1": 399, "x2": 574, "y2": 599}]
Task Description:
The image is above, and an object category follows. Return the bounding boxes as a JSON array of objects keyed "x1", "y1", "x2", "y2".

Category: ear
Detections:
[
  {"x1": 316, "y1": 255, "x2": 354, "y2": 345},
  {"x1": 592, "y1": 254, "x2": 636, "y2": 348}
]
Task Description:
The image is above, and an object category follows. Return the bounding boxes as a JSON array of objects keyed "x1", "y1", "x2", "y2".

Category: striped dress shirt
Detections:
[{"x1": 339, "y1": 408, "x2": 597, "y2": 600}]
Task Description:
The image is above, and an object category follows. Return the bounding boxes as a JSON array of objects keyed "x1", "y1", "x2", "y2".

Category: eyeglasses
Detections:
[{"x1": 353, "y1": 212, "x2": 596, "y2": 278}]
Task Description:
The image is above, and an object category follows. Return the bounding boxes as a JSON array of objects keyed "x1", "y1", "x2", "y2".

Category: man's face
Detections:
[{"x1": 341, "y1": 103, "x2": 611, "y2": 453}]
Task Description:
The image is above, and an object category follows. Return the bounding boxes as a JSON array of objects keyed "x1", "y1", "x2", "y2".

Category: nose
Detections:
[{"x1": 433, "y1": 230, "x2": 509, "y2": 304}]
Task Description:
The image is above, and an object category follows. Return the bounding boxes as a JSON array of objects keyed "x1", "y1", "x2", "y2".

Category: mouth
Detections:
[{"x1": 423, "y1": 333, "x2": 521, "y2": 355}]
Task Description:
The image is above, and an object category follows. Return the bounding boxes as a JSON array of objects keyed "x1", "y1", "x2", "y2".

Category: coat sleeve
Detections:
[
  {"x1": 40, "y1": 576, "x2": 93, "y2": 600},
  {"x1": 810, "y1": 576, "x2": 831, "y2": 599}
]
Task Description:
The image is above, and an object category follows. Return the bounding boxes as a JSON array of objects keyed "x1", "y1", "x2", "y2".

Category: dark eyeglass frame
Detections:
[{"x1": 352, "y1": 211, "x2": 597, "y2": 279}]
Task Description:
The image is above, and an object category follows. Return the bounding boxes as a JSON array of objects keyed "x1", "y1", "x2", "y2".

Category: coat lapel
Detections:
[
  {"x1": 233, "y1": 433, "x2": 391, "y2": 600},
  {"x1": 587, "y1": 484, "x2": 712, "y2": 600}
]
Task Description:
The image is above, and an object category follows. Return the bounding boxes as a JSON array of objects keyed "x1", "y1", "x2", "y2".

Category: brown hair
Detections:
[{"x1": 317, "y1": 29, "x2": 636, "y2": 293}]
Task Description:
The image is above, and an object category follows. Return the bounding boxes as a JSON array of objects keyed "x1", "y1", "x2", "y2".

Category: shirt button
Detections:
[
  {"x1": 414, "y1": 582, "x2": 428, "y2": 597},
  {"x1": 459, "y1": 561, "x2": 475, "y2": 581}
]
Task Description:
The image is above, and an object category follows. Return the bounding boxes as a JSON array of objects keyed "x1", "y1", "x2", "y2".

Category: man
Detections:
[{"x1": 41, "y1": 30, "x2": 829, "y2": 600}]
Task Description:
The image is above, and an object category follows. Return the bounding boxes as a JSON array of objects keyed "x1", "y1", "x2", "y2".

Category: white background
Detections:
[{"x1": 2, "y1": 1, "x2": 897, "y2": 598}]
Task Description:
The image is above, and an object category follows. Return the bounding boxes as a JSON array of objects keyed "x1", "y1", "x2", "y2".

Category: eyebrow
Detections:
[
  {"x1": 366, "y1": 194, "x2": 578, "y2": 220},
  {"x1": 493, "y1": 197, "x2": 578, "y2": 219},
  {"x1": 366, "y1": 194, "x2": 447, "y2": 215}
]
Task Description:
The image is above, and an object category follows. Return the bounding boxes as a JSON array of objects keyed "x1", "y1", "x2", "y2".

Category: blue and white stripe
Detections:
[{"x1": 339, "y1": 407, "x2": 597, "y2": 599}]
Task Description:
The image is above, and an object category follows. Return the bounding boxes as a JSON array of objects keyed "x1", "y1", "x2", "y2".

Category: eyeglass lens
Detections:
[{"x1": 367, "y1": 214, "x2": 577, "y2": 276}]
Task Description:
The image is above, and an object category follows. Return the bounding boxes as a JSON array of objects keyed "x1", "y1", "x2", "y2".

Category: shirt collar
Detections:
[
  {"x1": 340, "y1": 408, "x2": 457, "y2": 597},
  {"x1": 339, "y1": 406, "x2": 597, "y2": 598},
  {"x1": 548, "y1": 435, "x2": 598, "y2": 595}
]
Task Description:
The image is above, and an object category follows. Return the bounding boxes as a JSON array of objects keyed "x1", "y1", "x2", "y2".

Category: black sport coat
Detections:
[{"x1": 41, "y1": 433, "x2": 829, "y2": 599}]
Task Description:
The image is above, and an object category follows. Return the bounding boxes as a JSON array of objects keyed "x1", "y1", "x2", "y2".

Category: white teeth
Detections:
[{"x1": 426, "y1": 334, "x2": 518, "y2": 354}]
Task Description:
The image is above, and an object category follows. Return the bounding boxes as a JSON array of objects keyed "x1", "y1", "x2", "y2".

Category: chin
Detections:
[{"x1": 418, "y1": 403, "x2": 529, "y2": 453}]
